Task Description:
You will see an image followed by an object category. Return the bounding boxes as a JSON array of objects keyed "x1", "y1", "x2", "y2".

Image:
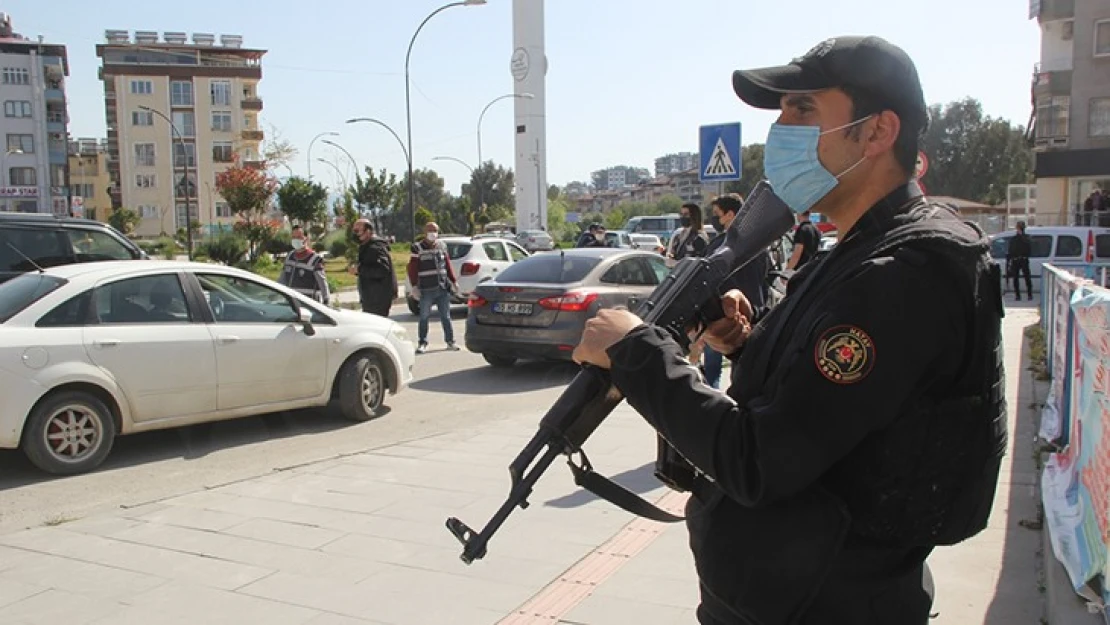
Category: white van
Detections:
[{"x1": 988, "y1": 226, "x2": 1110, "y2": 294}]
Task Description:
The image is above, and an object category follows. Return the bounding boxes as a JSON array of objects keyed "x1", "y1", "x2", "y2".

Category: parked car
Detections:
[
  {"x1": 465, "y1": 248, "x2": 670, "y2": 367},
  {"x1": 0, "y1": 260, "x2": 415, "y2": 475},
  {"x1": 406, "y1": 236, "x2": 531, "y2": 315},
  {"x1": 604, "y1": 230, "x2": 634, "y2": 249},
  {"x1": 515, "y1": 229, "x2": 555, "y2": 253},
  {"x1": 622, "y1": 214, "x2": 682, "y2": 245},
  {"x1": 0, "y1": 212, "x2": 146, "y2": 284},
  {"x1": 989, "y1": 226, "x2": 1110, "y2": 294},
  {"x1": 629, "y1": 233, "x2": 665, "y2": 254}
]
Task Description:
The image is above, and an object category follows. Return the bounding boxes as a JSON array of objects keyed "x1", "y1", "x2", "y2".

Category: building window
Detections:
[
  {"x1": 1036, "y1": 96, "x2": 1070, "y2": 138},
  {"x1": 170, "y1": 81, "x2": 194, "y2": 106},
  {"x1": 74, "y1": 183, "x2": 95, "y2": 198},
  {"x1": 244, "y1": 114, "x2": 256, "y2": 129},
  {"x1": 215, "y1": 202, "x2": 232, "y2": 218},
  {"x1": 132, "y1": 110, "x2": 154, "y2": 126},
  {"x1": 212, "y1": 112, "x2": 232, "y2": 132},
  {"x1": 87, "y1": 208, "x2": 97, "y2": 222},
  {"x1": 1096, "y1": 20, "x2": 1110, "y2": 57},
  {"x1": 173, "y1": 143, "x2": 196, "y2": 168},
  {"x1": 135, "y1": 174, "x2": 156, "y2": 189},
  {"x1": 3, "y1": 101, "x2": 32, "y2": 118},
  {"x1": 50, "y1": 165, "x2": 65, "y2": 187},
  {"x1": 211, "y1": 80, "x2": 232, "y2": 106},
  {"x1": 9, "y1": 167, "x2": 36, "y2": 186},
  {"x1": 172, "y1": 111, "x2": 196, "y2": 137},
  {"x1": 212, "y1": 142, "x2": 234, "y2": 163},
  {"x1": 2, "y1": 68, "x2": 29, "y2": 85},
  {"x1": 139, "y1": 205, "x2": 159, "y2": 219},
  {"x1": 175, "y1": 173, "x2": 197, "y2": 199},
  {"x1": 130, "y1": 80, "x2": 152, "y2": 95},
  {"x1": 6, "y1": 134, "x2": 34, "y2": 153},
  {"x1": 1091, "y1": 98, "x2": 1110, "y2": 137},
  {"x1": 134, "y1": 143, "x2": 156, "y2": 167},
  {"x1": 175, "y1": 203, "x2": 198, "y2": 229}
]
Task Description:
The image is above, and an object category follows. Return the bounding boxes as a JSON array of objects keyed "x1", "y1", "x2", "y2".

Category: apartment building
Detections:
[
  {"x1": 96, "y1": 29, "x2": 266, "y2": 238},
  {"x1": 68, "y1": 138, "x2": 112, "y2": 222},
  {"x1": 1029, "y1": 0, "x2": 1110, "y2": 224},
  {"x1": 591, "y1": 165, "x2": 650, "y2": 191},
  {"x1": 0, "y1": 13, "x2": 69, "y2": 214},
  {"x1": 654, "y1": 152, "x2": 697, "y2": 178}
]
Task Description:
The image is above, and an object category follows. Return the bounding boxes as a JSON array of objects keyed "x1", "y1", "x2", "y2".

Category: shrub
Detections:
[{"x1": 198, "y1": 231, "x2": 248, "y2": 266}]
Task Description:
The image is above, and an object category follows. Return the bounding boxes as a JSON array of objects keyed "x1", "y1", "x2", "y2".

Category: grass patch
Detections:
[
  {"x1": 1025, "y1": 325, "x2": 1050, "y2": 382},
  {"x1": 254, "y1": 256, "x2": 409, "y2": 292}
]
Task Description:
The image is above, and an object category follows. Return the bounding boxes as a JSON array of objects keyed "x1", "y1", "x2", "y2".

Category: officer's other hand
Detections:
[
  {"x1": 704, "y1": 289, "x2": 753, "y2": 354},
  {"x1": 572, "y1": 309, "x2": 643, "y2": 370}
]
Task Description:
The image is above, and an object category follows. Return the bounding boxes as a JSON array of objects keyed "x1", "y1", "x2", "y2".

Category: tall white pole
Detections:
[{"x1": 512, "y1": 0, "x2": 547, "y2": 233}]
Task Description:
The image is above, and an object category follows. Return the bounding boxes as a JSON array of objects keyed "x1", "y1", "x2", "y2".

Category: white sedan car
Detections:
[
  {"x1": 0, "y1": 261, "x2": 415, "y2": 475},
  {"x1": 406, "y1": 236, "x2": 530, "y2": 315}
]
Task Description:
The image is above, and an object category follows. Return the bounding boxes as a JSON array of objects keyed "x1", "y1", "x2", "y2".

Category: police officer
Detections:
[
  {"x1": 1007, "y1": 221, "x2": 1033, "y2": 300},
  {"x1": 573, "y1": 36, "x2": 1005, "y2": 625},
  {"x1": 277, "y1": 225, "x2": 330, "y2": 305}
]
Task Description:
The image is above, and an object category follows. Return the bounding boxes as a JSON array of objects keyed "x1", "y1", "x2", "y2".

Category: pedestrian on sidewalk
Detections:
[
  {"x1": 1007, "y1": 221, "x2": 1033, "y2": 300},
  {"x1": 277, "y1": 225, "x2": 330, "y2": 305},
  {"x1": 573, "y1": 36, "x2": 1006, "y2": 625},
  {"x1": 408, "y1": 222, "x2": 460, "y2": 354},
  {"x1": 349, "y1": 218, "x2": 397, "y2": 317}
]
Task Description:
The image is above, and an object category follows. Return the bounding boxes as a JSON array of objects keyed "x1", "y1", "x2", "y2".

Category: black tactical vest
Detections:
[
  {"x1": 412, "y1": 240, "x2": 450, "y2": 290},
  {"x1": 737, "y1": 198, "x2": 1007, "y2": 548}
]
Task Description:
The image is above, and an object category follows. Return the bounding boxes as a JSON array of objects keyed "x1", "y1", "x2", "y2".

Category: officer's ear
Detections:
[{"x1": 861, "y1": 110, "x2": 900, "y2": 160}]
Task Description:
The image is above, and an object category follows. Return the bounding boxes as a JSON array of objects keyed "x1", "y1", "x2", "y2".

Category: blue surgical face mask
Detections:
[{"x1": 763, "y1": 117, "x2": 872, "y2": 214}]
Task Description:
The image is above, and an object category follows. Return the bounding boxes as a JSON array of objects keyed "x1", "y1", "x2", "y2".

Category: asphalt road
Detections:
[{"x1": 0, "y1": 304, "x2": 582, "y2": 534}]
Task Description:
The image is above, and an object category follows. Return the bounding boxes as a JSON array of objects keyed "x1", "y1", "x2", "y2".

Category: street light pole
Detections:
[
  {"x1": 140, "y1": 105, "x2": 193, "y2": 260},
  {"x1": 307, "y1": 131, "x2": 339, "y2": 181},
  {"x1": 405, "y1": 0, "x2": 487, "y2": 243},
  {"x1": 346, "y1": 116, "x2": 411, "y2": 237},
  {"x1": 321, "y1": 139, "x2": 358, "y2": 184},
  {"x1": 477, "y1": 92, "x2": 534, "y2": 169},
  {"x1": 316, "y1": 158, "x2": 348, "y2": 195}
]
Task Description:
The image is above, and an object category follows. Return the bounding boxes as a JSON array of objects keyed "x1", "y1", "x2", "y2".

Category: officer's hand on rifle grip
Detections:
[
  {"x1": 703, "y1": 289, "x2": 753, "y2": 355},
  {"x1": 572, "y1": 309, "x2": 644, "y2": 370}
]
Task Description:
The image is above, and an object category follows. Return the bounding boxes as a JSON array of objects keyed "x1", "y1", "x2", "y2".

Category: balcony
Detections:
[
  {"x1": 241, "y1": 97, "x2": 263, "y2": 111},
  {"x1": 241, "y1": 130, "x2": 264, "y2": 141},
  {"x1": 243, "y1": 159, "x2": 265, "y2": 170},
  {"x1": 1032, "y1": 0, "x2": 1074, "y2": 21},
  {"x1": 1033, "y1": 66, "x2": 1072, "y2": 98},
  {"x1": 45, "y1": 87, "x2": 65, "y2": 102}
]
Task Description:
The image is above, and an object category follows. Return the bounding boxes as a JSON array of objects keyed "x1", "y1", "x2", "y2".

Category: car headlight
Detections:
[{"x1": 390, "y1": 323, "x2": 410, "y2": 343}]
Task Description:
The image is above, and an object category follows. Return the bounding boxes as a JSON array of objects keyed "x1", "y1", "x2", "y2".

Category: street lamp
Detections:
[
  {"x1": 316, "y1": 158, "x2": 348, "y2": 194},
  {"x1": 404, "y1": 0, "x2": 487, "y2": 243},
  {"x1": 139, "y1": 105, "x2": 193, "y2": 260},
  {"x1": 347, "y1": 116, "x2": 411, "y2": 237},
  {"x1": 477, "y1": 92, "x2": 534, "y2": 168},
  {"x1": 431, "y1": 155, "x2": 475, "y2": 176},
  {"x1": 307, "y1": 131, "x2": 339, "y2": 180},
  {"x1": 321, "y1": 139, "x2": 358, "y2": 183}
]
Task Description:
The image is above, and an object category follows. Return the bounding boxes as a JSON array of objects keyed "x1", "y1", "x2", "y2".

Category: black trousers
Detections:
[
  {"x1": 361, "y1": 298, "x2": 392, "y2": 317},
  {"x1": 1010, "y1": 258, "x2": 1032, "y2": 298}
]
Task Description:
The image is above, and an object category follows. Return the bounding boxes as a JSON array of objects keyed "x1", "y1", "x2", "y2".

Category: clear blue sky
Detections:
[{"x1": 10, "y1": 0, "x2": 1041, "y2": 196}]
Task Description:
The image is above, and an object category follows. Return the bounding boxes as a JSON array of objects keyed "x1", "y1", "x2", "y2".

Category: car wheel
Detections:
[
  {"x1": 22, "y1": 391, "x2": 117, "y2": 475},
  {"x1": 483, "y1": 354, "x2": 516, "y2": 368},
  {"x1": 338, "y1": 353, "x2": 386, "y2": 422},
  {"x1": 407, "y1": 297, "x2": 420, "y2": 316}
]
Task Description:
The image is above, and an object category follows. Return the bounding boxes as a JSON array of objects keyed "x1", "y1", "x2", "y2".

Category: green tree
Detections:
[
  {"x1": 215, "y1": 161, "x2": 279, "y2": 263},
  {"x1": 725, "y1": 144, "x2": 766, "y2": 198},
  {"x1": 547, "y1": 194, "x2": 570, "y2": 241},
  {"x1": 604, "y1": 208, "x2": 627, "y2": 230},
  {"x1": 462, "y1": 163, "x2": 515, "y2": 213},
  {"x1": 108, "y1": 207, "x2": 140, "y2": 235},
  {"x1": 414, "y1": 206, "x2": 434, "y2": 229},
  {"x1": 920, "y1": 98, "x2": 1033, "y2": 204},
  {"x1": 656, "y1": 195, "x2": 683, "y2": 215},
  {"x1": 261, "y1": 122, "x2": 298, "y2": 175},
  {"x1": 277, "y1": 176, "x2": 328, "y2": 230}
]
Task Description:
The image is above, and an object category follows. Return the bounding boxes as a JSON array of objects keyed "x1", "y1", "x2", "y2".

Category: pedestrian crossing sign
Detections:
[{"x1": 699, "y1": 123, "x2": 742, "y2": 183}]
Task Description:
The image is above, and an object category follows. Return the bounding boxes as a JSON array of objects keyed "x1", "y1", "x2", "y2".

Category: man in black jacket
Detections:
[
  {"x1": 350, "y1": 219, "x2": 397, "y2": 316},
  {"x1": 1006, "y1": 221, "x2": 1033, "y2": 300},
  {"x1": 573, "y1": 36, "x2": 1005, "y2": 625}
]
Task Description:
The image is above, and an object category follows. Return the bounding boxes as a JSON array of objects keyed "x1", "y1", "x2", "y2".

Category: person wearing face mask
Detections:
[
  {"x1": 407, "y1": 222, "x2": 460, "y2": 353},
  {"x1": 665, "y1": 203, "x2": 710, "y2": 268},
  {"x1": 571, "y1": 36, "x2": 1005, "y2": 625},
  {"x1": 277, "y1": 225, "x2": 330, "y2": 305}
]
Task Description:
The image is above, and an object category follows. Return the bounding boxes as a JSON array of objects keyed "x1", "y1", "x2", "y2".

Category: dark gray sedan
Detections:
[{"x1": 465, "y1": 248, "x2": 671, "y2": 367}]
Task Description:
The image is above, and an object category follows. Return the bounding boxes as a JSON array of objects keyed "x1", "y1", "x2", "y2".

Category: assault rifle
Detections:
[{"x1": 446, "y1": 181, "x2": 795, "y2": 564}]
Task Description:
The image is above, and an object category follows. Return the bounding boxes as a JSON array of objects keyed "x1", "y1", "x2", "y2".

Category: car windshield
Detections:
[
  {"x1": 0, "y1": 273, "x2": 67, "y2": 323},
  {"x1": 496, "y1": 254, "x2": 601, "y2": 284}
]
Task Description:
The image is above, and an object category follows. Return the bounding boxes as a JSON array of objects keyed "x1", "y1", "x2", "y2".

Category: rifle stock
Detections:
[{"x1": 447, "y1": 181, "x2": 795, "y2": 564}]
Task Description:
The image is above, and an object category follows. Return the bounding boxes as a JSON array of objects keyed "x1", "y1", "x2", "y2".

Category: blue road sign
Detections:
[{"x1": 698, "y1": 122, "x2": 742, "y2": 183}]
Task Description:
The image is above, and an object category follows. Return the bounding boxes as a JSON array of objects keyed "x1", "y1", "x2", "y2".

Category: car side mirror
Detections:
[{"x1": 298, "y1": 307, "x2": 316, "y2": 336}]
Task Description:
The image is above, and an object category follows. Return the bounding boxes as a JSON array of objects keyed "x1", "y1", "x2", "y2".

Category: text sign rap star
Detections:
[{"x1": 699, "y1": 122, "x2": 742, "y2": 183}]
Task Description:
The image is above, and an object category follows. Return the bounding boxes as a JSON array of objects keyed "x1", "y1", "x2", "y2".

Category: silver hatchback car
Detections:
[{"x1": 464, "y1": 248, "x2": 670, "y2": 367}]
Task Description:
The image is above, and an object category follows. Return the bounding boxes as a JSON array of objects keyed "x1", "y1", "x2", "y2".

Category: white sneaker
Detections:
[
  {"x1": 446, "y1": 342, "x2": 460, "y2": 351},
  {"x1": 416, "y1": 343, "x2": 428, "y2": 354}
]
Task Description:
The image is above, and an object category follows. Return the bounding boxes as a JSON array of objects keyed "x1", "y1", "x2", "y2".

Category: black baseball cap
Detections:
[{"x1": 732, "y1": 36, "x2": 928, "y2": 130}]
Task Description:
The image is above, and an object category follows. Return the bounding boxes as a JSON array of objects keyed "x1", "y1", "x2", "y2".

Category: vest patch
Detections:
[{"x1": 814, "y1": 325, "x2": 875, "y2": 384}]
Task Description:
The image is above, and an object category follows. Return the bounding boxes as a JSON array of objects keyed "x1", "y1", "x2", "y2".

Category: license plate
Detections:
[{"x1": 493, "y1": 302, "x2": 533, "y2": 315}]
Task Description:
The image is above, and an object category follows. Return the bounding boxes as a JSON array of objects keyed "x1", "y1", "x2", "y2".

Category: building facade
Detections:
[
  {"x1": 68, "y1": 138, "x2": 112, "y2": 222},
  {"x1": 1029, "y1": 0, "x2": 1110, "y2": 224},
  {"x1": 0, "y1": 13, "x2": 69, "y2": 214},
  {"x1": 654, "y1": 152, "x2": 697, "y2": 178},
  {"x1": 591, "y1": 165, "x2": 650, "y2": 191},
  {"x1": 97, "y1": 29, "x2": 266, "y2": 238}
]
